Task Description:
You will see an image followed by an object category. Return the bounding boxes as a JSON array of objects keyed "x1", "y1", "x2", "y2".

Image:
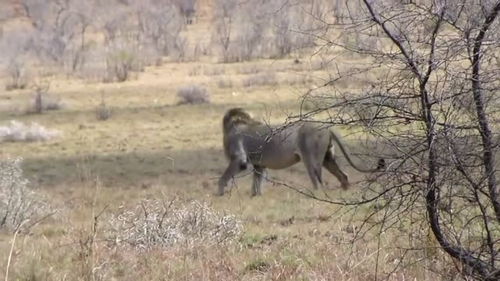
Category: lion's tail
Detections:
[{"x1": 329, "y1": 131, "x2": 385, "y2": 173}]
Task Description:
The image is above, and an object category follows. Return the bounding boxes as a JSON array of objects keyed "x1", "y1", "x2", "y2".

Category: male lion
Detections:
[{"x1": 218, "y1": 108, "x2": 385, "y2": 196}]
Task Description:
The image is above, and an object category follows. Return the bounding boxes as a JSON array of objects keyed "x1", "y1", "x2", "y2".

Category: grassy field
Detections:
[
  {"x1": 4, "y1": 0, "x2": 499, "y2": 279},
  {"x1": 0, "y1": 48, "x2": 454, "y2": 281}
]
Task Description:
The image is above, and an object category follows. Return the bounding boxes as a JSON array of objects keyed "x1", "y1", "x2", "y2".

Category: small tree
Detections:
[
  {"x1": 6, "y1": 59, "x2": 28, "y2": 90},
  {"x1": 211, "y1": 0, "x2": 237, "y2": 62},
  {"x1": 1, "y1": 30, "x2": 33, "y2": 90},
  {"x1": 135, "y1": 0, "x2": 186, "y2": 60},
  {"x1": 292, "y1": 0, "x2": 500, "y2": 280}
]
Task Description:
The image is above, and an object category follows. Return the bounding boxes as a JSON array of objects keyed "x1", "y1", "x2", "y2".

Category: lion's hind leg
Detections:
[
  {"x1": 299, "y1": 134, "x2": 328, "y2": 190},
  {"x1": 323, "y1": 148, "x2": 349, "y2": 189}
]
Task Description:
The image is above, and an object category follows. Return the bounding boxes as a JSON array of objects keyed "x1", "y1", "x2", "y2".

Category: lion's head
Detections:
[{"x1": 222, "y1": 108, "x2": 261, "y2": 134}]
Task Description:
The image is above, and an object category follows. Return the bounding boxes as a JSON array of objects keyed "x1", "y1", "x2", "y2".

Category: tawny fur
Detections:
[{"x1": 218, "y1": 108, "x2": 384, "y2": 196}]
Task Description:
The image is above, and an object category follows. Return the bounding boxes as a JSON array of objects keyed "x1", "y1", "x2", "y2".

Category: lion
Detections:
[{"x1": 218, "y1": 108, "x2": 385, "y2": 196}]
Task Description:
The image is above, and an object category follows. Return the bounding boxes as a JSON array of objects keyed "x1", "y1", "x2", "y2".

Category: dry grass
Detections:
[{"x1": 0, "y1": 181, "x2": 455, "y2": 280}]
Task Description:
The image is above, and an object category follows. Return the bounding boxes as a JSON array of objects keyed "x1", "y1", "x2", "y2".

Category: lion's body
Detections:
[{"x1": 218, "y1": 108, "x2": 384, "y2": 196}]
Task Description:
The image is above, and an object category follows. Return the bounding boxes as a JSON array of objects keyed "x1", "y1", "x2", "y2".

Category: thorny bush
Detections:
[
  {"x1": 0, "y1": 158, "x2": 53, "y2": 232},
  {"x1": 107, "y1": 199, "x2": 242, "y2": 250}
]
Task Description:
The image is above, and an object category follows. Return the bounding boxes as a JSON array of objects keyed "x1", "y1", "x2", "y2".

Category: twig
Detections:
[{"x1": 5, "y1": 221, "x2": 25, "y2": 281}]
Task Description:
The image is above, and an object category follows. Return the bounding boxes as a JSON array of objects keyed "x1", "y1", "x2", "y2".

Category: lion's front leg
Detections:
[
  {"x1": 251, "y1": 166, "x2": 266, "y2": 196},
  {"x1": 217, "y1": 160, "x2": 246, "y2": 196}
]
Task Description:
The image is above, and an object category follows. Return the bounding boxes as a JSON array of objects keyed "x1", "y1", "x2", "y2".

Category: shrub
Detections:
[
  {"x1": 107, "y1": 199, "x2": 242, "y2": 250},
  {"x1": 26, "y1": 91, "x2": 64, "y2": 114},
  {"x1": 106, "y1": 49, "x2": 137, "y2": 82},
  {"x1": 0, "y1": 158, "x2": 53, "y2": 232},
  {"x1": 2, "y1": 31, "x2": 32, "y2": 91},
  {"x1": 177, "y1": 85, "x2": 211, "y2": 104},
  {"x1": 38, "y1": 96, "x2": 63, "y2": 111},
  {"x1": 96, "y1": 94, "x2": 111, "y2": 121},
  {"x1": 5, "y1": 60, "x2": 28, "y2": 91},
  {"x1": 96, "y1": 104, "x2": 111, "y2": 121},
  {"x1": 0, "y1": 120, "x2": 60, "y2": 142}
]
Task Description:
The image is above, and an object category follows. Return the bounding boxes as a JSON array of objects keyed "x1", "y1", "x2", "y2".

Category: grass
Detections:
[{"x1": 0, "y1": 48, "x2": 455, "y2": 281}]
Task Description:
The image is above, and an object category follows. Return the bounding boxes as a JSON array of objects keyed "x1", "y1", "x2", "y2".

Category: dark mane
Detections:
[{"x1": 222, "y1": 108, "x2": 262, "y2": 133}]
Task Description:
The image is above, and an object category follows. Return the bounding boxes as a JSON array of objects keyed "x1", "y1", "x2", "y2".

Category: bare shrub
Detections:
[
  {"x1": 106, "y1": 48, "x2": 139, "y2": 82},
  {"x1": 221, "y1": 3, "x2": 266, "y2": 62},
  {"x1": 2, "y1": 0, "x2": 190, "y2": 82},
  {"x1": 242, "y1": 72, "x2": 278, "y2": 88},
  {"x1": 269, "y1": 1, "x2": 319, "y2": 58},
  {"x1": 210, "y1": 0, "x2": 321, "y2": 62},
  {"x1": 177, "y1": 85, "x2": 210, "y2": 104},
  {"x1": 192, "y1": 42, "x2": 208, "y2": 60},
  {"x1": 135, "y1": 0, "x2": 187, "y2": 61},
  {"x1": 96, "y1": 93, "x2": 111, "y2": 121},
  {"x1": 211, "y1": 0, "x2": 237, "y2": 62},
  {"x1": 5, "y1": 60, "x2": 29, "y2": 91},
  {"x1": 76, "y1": 45, "x2": 109, "y2": 82},
  {"x1": 25, "y1": 89, "x2": 63, "y2": 114},
  {"x1": 96, "y1": 105, "x2": 111, "y2": 121},
  {"x1": 211, "y1": 0, "x2": 266, "y2": 62},
  {"x1": 19, "y1": 1, "x2": 92, "y2": 70},
  {"x1": 107, "y1": 199, "x2": 242, "y2": 250},
  {"x1": 214, "y1": 0, "x2": 296, "y2": 62},
  {"x1": 37, "y1": 96, "x2": 62, "y2": 111},
  {"x1": 1, "y1": 30, "x2": 34, "y2": 90},
  {"x1": 99, "y1": 1, "x2": 165, "y2": 81},
  {"x1": 298, "y1": 0, "x2": 500, "y2": 279},
  {"x1": 0, "y1": 121, "x2": 60, "y2": 142},
  {"x1": 0, "y1": 158, "x2": 53, "y2": 232}
]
